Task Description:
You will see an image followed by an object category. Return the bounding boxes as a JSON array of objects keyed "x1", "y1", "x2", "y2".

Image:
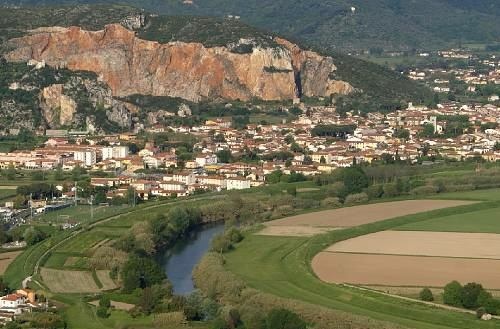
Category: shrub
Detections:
[
  {"x1": 320, "y1": 197, "x2": 342, "y2": 208},
  {"x1": 443, "y1": 281, "x2": 463, "y2": 307},
  {"x1": 476, "y1": 307, "x2": 486, "y2": 319},
  {"x1": 410, "y1": 185, "x2": 439, "y2": 196},
  {"x1": 363, "y1": 185, "x2": 383, "y2": 199},
  {"x1": 419, "y1": 288, "x2": 434, "y2": 302},
  {"x1": 382, "y1": 183, "x2": 399, "y2": 197},
  {"x1": 96, "y1": 306, "x2": 109, "y2": 318},
  {"x1": 344, "y1": 192, "x2": 368, "y2": 205},
  {"x1": 286, "y1": 186, "x2": 297, "y2": 196},
  {"x1": 265, "y1": 308, "x2": 307, "y2": 329},
  {"x1": 153, "y1": 312, "x2": 187, "y2": 328},
  {"x1": 325, "y1": 182, "x2": 346, "y2": 198},
  {"x1": 99, "y1": 295, "x2": 111, "y2": 309},
  {"x1": 210, "y1": 228, "x2": 244, "y2": 253}
]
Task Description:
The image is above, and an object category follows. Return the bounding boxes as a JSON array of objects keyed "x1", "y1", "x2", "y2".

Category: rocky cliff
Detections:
[{"x1": 5, "y1": 24, "x2": 353, "y2": 102}]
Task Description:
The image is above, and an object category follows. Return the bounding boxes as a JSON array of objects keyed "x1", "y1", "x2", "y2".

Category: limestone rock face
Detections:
[
  {"x1": 6, "y1": 24, "x2": 353, "y2": 102},
  {"x1": 39, "y1": 84, "x2": 77, "y2": 127}
]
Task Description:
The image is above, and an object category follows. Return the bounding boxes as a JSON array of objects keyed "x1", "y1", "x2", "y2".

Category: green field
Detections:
[
  {"x1": 0, "y1": 188, "x2": 16, "y2": 200},
  {"x1": 431, "y1": 188, "x2": 500, "y2": 201},
  {"x1": 224, "y1": 200, "x2": 500, "y2": 329},
  {"x1": 37, "y1": 205, "x2": 131, "y2": 225},
  {"x1": 56, "y1": 231, "x2": 107, "y2": 254},
  {"x1": 396, "y1": 206, "x2": 500, "y2": 233}
]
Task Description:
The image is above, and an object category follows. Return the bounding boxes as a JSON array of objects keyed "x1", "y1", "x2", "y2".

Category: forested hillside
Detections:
[{"x1": 1, "y1": 0, "x2": 499, "y2": 51}]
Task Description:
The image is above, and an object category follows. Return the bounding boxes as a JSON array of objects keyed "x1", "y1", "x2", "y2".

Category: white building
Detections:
[
  {"x1": 0, "y1": 294, "x2": 26, "y2": 315},
  {"x1": 102, "y1": 146, "x2": 129, "y2": 160},
  {"x1": 226, "y1": 177, "x2": 251, "y2": 190},
  {"x1": 73, "y1": 149, "x2": 96, "y2": 167},
  {"x1": 195, "y1": 154, "x2": 218, "y2": 167}
]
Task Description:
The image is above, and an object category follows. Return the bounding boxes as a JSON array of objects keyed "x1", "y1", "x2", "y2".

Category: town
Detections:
[{"x1": 0, "y1": 95, "x2": 499, "y2": 216}]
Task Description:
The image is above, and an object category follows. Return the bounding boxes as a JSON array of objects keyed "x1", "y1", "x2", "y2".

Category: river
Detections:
[{"x1": 159, "y1": 223, "x2": 225, "y2": 295}]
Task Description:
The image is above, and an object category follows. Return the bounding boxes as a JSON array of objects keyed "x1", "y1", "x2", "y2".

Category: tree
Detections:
[
  {"x1": 394, "y1": 128, "x2": 410, "y2": 140},
  {"x1": 420, "y1": 123, "x2": 435, "y2": 137},
  {"x1": 419, "y1": 288, "x2": 434, "y2": 302},
  {"x1": 31, "y1": 171, "x2": 45, "y2": 181},
  {"x1": 265, "y1": 309, "x2": 306, "y2": 329},
  {"x1": 139, "y1": 287, "x2": 155, "y2": 315},
  {"x1": 23, "y1": 227, "x2": 46, "y2": 246},
  {"x1": 53, "y1": 166, "x2": 64, "y2": 181},
  {"x1": 443, "y1": 281, "x2": 463, "y2": 307},
  {"x1": 461, "y1": 282, "x2": 484, "y2": 309},
  {"x1": 96, "y1": 306, "x2": 109, "y2": 318},
  {"x1": 127, "y1": 142, "x2": 140, "y2": 154},
  {"x1": 5, "y1": 164, "x2": 16, "y2": 180},
  {"x1": 341, "y1": 167, "x2": 369, "y2": 195},
  {"x1": 99, "y1": 295, "x2": 111, "y2": 309},
  {"x1": 266, "y1": 170, "x2": 283, "y2": 184},
  {"x1": 71, "y1": 165, "x2": 86, "y2": 181},
  {"x1": 213, "y1": 133, "x2": 226, "y2": 143},
  {"x1": 121, "y1": 255, "x2": 166, "y2": 292},
  {"x1": 216, "y1": 149, "x2": 233, "y2": 163}
]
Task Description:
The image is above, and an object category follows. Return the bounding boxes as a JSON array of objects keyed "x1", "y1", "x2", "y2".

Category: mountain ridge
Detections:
[{"x1": 1, "y1": 0, "x2": 498, "y2": 51}]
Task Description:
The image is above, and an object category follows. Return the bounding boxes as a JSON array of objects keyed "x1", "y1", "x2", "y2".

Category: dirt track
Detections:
[
  {"x1": 266, "y1": 200, "x2": 475, "y2": 228},
  {"x1": 328, "y1": 231, "x2": 500, "y2": 259},
  {"x1": 312, "y1": 252, "x2": 500, "y2": 288}
]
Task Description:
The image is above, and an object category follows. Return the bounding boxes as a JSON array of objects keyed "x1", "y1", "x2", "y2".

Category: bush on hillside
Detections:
[
  {"x1": 363, "y1": 185, "x2": 384, "y2": 199},
  {"x1": 382, "y1": 183, "x2": 399, "y2": 198},
  {"x1": 320, "y1": 197, "x2": 342, "y2": 208},
  {"x1": 410, "y1": 185, "x2": 439, "y2": 196},
  {"x1": 419, "y1": 288, "x2": 434, "y2": 302},
  {"x1": 344, "y1": 193, "x2": 368, "y2": 206}
]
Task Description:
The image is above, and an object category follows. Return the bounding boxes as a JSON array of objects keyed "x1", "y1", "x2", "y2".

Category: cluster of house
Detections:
[
  {"x1": 0, "y1": 289, "x2": 43, "y2": 322},
  {"x1": 407, "y1": 50, "x2": 499, "y2": 101}
]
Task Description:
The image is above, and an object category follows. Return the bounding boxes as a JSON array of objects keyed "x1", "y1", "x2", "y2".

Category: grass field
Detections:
[
  {"x1": 431, "y1": 188, "x2": 500, "y2": 201},
  {"x1": 56, "y1": 231, "x2": 107, "y2": 254},
  {"x1": 40, "y1": 268, "x2": 101, "y2": 293},
  {"x1": 224, "y1": 200, "x2": 500, "y2": 329},
  {"x1": 0, "y1": 189, "x2": 16, "y2": 200},
  {"x1": 395, "y1": 205, "x2": 500, "y2": 233},
  {"x1": 38, "y1": 205, "x2": 131, "y2": 224}
]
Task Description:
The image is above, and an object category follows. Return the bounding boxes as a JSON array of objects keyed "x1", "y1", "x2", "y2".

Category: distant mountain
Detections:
[
  {"x1": 1, "y1": 0, "x2": 499, "y2": 52},
  {"x1": 0, "y1": 5, "x2": 432, "y2": 132}
]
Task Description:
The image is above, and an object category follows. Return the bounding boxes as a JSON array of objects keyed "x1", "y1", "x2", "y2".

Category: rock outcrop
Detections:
[
  {"x1": 5, "y1": 24, "x2": 353, "y2": 102},
  {"x1": 39, "y1": 84, "x2": 77, "y2": 127}
]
